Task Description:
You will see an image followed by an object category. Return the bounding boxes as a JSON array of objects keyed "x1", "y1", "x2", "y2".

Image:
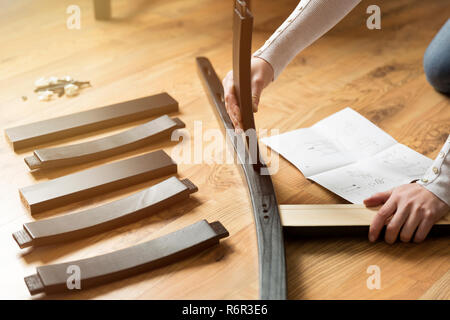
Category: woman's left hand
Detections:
[{"x1": 364, "y1": 183, "x2": 449, "y2": 243}]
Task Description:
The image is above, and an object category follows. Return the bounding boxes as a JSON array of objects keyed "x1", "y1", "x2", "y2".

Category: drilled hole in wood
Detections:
[
  {"x1": 263, "y1": 215, "x2": 269, "y2": 219},
  {"x1": 262, "y1": 203, "x2": 267, "y2": 208}
]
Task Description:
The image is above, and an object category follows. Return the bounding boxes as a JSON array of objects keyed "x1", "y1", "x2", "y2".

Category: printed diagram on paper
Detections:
[{"x1": 261, "y1": 108, "x2": 432, "y2": 203}]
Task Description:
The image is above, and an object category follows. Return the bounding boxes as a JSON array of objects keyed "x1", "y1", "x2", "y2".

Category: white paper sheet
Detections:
[{"x1": 261, "y1": 108, "x2": 432, "y2": 203}]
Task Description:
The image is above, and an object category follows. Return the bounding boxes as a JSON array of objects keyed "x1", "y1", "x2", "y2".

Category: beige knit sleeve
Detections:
[
  {"x1": 417, "y1": 135, "x2": 450, "y2": 207},
  {"x1": 253, "y1": 0, "x2": 362, "y2": 79}
]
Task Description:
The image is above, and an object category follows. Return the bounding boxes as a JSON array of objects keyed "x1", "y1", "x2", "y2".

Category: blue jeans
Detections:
[{"x1": 424, "y1": 19, "x2": 450, "y2": 93}]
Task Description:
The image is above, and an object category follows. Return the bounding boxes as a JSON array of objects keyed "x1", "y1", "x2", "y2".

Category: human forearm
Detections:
[{"x1": 253, "y1": 0, "x2": 361, "y2": 79}]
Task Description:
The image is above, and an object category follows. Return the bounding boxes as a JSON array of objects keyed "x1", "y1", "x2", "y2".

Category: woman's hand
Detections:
[
  {"x1": 364, "y1": 183, "x2": 449, "y2": 244},
  {"x1": 222, "y1": 57, "x2": 274, "y2": 131}
]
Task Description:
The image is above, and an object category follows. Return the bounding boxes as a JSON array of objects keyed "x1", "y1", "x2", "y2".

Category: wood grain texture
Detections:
[
  {"x1": 25, "y1": 220, "x2": 229, "y2": 295},
  {"x1": 25, "y1": 115, "x2": 185, "y2": 170},
  {"x1": 197, "y1": 57, "x2": 286, "y2": 299},
  {"x1": 13, "y1": 177, "x2": 198, "y2": 249},
  {"x1": 5, "y1": 93, "x2": 178, "y2": 150},
  {"x1": 419, "y1": 270, "x2": 450, "y2": 300},
  {"x1": 280, "y1": 204, "x2": 450, "y2": 226},
  {"x1": 0, "y1": 0, "x2": 449, "y2": 299},
  {"x1": 280, "y1": 204, "x2": 450, "y2": 238},
  {"x1": 19, "y1": 150, "x2": 177, "y2": 214}
]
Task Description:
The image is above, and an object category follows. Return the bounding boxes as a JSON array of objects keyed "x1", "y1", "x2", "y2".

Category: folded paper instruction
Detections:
[{"x1": 261, "y1": 108, "x2": 432, "y2": 203}]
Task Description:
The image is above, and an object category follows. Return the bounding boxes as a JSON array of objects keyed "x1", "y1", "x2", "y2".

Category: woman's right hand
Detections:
[{"x1": 222, "y1": 57, "x2": 274, "y2": 131}]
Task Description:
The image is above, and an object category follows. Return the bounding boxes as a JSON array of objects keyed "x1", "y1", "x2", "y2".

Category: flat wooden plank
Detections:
[
  {"x1": 19, "y1": 150, "x2": 177, "y2": 214},
  {"x1": 280, "y1": 204, "x2": 450, "y2": 226},
  {"x1": 13, "y1": 177, "x2": 198, "y2": 248},
  {"x1": 24, "y1": 115, "x2": 185, "y2": 170},
  {"x1": 281, "y1": 204, "x2": 450, "y2": 238},
  {"x1": 25, "y1": 220, "x2": 229, "y2": 295},
  {"x1": 5, "y1": 92, "x2": 178, "y2": 150}
]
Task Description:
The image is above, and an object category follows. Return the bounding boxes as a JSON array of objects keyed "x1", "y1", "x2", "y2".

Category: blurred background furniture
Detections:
[
  {"x1": 94, "y1": 0, "x2": 111, "y2": 20},
  {"x1": 93, "y1": 0, "x2": 251, "y2": 20}
]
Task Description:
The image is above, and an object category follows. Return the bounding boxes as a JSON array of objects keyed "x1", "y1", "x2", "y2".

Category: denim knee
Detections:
[{"x1": 423, "y1": 19, "x2": 450, "y2": 93}]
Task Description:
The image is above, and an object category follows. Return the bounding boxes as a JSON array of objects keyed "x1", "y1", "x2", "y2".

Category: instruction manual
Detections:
[{"x1": 261, "y1": 107, "x2": 432, "y2": 203}]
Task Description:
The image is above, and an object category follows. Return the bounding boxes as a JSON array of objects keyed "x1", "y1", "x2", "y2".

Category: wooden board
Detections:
[
  {"x1": 5, "y1": 92, "x2": 178, "y2": 150},
  {"x1": 280, "y1": 204, "x2": 450, "y2": 226},
  {"x1": 24, "y1": 115, "x2": 184, "y2": 170},
  {"x1": 13, "y1": 177, "x2": 198, "y2": 248},
  {"x1": 19, "y1": 150, "x2": 177, "y2": 214},
  {"x1": 280, "y1": 204, "x2": 450, "y2": 237},
  {"x1": 0, "y1": 0, "x2": 449, "y2": 300},
  {"x1": 25, "y1": 220, "x2": 229, "y2": 295}
]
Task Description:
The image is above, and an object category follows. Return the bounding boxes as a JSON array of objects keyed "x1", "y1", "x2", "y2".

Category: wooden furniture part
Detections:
[
  {"x1": 24, "y1": 219, "x2": 229, "y2": 295},
  {"x1": 92, "y1": 1, "x2": 252, "y2": 21},
  {"x1": 232, "y1": 0, "x2": 260, "y2": 167},
  {"x1": 196, "y1": 54, "x2": 286, "y2": 300},
  {"x1": 24, "y1": 115, "x2": 185, "y2": 170},
  {"x1": 93, "y1": 0, "x2": 111, "y2": 20},
  {"x1": 195, "y1": 0, "x2": 286, "y2": 300},
  {"x1": 90, "y1": 0, "x2": 251, "y2": 20},
  {"x1": 13, "y1": 177, "x2": 197, "y2": 249},
  {"x1": 19, "y1": 150, "x2": 177, "y2": 214},
  {"x1": 5, "y1": 92, "x2": 178, "y2": 150},
  {"x1": 280, "y1": 204, "x2": 450, "y2": 238},
  {"x1": 232, "y1": 0, "x2": 255, "y2": 135}
]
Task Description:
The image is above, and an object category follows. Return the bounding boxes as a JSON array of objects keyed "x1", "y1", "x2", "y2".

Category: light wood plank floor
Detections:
[{"x1": 0, "y1": 0, "x2": 448, "y2": 299}]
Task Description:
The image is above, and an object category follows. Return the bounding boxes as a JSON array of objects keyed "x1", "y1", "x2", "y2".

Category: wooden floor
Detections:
[{"x1": 0, "y1": 0, "x2": 449, "y2": 299}]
